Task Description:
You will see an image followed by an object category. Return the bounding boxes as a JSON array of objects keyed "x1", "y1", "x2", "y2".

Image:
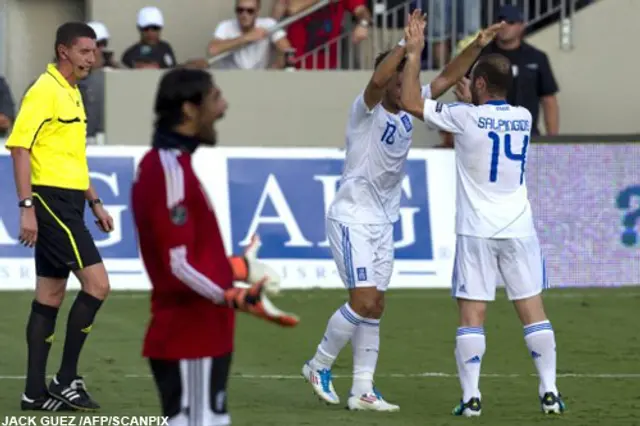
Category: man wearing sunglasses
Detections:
[
  {"x1": 209, "y1": 0, "x2": 293, "y2": 70},
  {"x1": 121, "y1": 6, "x2": 177, "y2": 69}
]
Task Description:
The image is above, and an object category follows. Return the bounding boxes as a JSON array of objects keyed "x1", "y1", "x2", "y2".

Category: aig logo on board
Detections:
[
  {"x1": 0, "y1": 155, "x2": 138, "y2": 260},
  {"x1": 226, "y1": 157, "x2": 434, "y2": 261}
]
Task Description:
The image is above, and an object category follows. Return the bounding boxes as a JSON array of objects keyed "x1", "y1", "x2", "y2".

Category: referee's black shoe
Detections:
[
  {"x1": 21, "y1": 393, "x2": 74, "y2": 411},
  {"x1": 48, "y1": 375, "x2": 100, "y2": 411}
]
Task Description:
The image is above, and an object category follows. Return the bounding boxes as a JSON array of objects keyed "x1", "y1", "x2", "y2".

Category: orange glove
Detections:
[
  {"x1": 229, "y1": 234, "x2": 280, "y2": 296},
  {"x1": 223, "y1": 279, "x2": 299, "y2": 328}
]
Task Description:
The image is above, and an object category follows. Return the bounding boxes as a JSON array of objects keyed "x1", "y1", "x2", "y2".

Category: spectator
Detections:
[
  {"x1": 274, "y1": 0, "x2": 373, "y2": 70},
  {"x1": 121, "y1": 6, "x2": 177, "y2": 69},
  {"x1": 79, "y1": 21, "x2": 116, "y2": 143},
  {"x1": 87, "y1": 21, "x2": 119, "y2": 68},
  {"x1": 471, "y1": 5, "x2": 559, "y2": 135},
  {"x1": 421, "y1": 0, "x2": 481, "y2": 68},
  {"x1": 209, "y1": 0, "x2": 293, "y2": 70},
  {"x1": 0, "y1": 75, "x2": 15, "y2": 138}
]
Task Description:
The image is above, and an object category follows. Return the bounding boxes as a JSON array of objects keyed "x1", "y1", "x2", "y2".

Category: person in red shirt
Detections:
[
  {"x1": 131, "y1": 68, "x2": 298, "y2": 425},
  {"x1": 283, "y1": 0, "x2": 372, "y2": 69}
]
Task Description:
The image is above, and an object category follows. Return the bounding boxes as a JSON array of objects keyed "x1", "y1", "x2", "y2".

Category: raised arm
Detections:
[
  {"x1": 401, "y1": 21, "x2": 471, "y2": 133},
  {"x1": 400, "y1": 18, "x2": 427, "y2": 120},
  {"x1": 363, "y1": 9, "x2": 423, "y2": 110},
  {"x1": 429, "y1": 22, "x2": 505, "y2": 99},
  {"x1": 402, "y1": 21, "x2": 506, "y2": 118}
]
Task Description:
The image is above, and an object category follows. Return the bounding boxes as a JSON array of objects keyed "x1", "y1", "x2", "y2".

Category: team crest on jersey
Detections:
[
  {"x1": 356, "y1": 267, "x2": 368, "y2": 281},
  {"x1": 401, "y1": 114, "x2": 412, "y2": 132},
  {"x1": 170, "y1": 204, "x2": 187, "y2": 226}
]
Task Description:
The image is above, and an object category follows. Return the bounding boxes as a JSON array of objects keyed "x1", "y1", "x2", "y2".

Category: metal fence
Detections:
[{"x1": 294, "y1": 0, "x2": 592, "y2": 70}]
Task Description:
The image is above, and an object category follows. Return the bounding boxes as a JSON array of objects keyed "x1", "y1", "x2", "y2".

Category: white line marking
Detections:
[
  {"x1": 3, "y1": 372, "x2": 636, "y2": 381},
  {"x1": 106, "y1": 291, "x2": 640, "y2": 301}
]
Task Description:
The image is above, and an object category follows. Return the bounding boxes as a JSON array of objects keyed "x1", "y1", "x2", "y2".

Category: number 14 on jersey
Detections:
[{"x1": 488, "y1": 131, "x2": 529, "y2": 184}]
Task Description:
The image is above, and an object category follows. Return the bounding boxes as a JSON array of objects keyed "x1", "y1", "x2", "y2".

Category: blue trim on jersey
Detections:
[
  {"x1": 486, "y1": 100, "x2": 508, "y2": 106},
  {"x1": 523, "y1": 322, "x2": 553, "y2": 336},
  {"x1": 542, "y1": 256, "x2": 549, "y2": 290}
]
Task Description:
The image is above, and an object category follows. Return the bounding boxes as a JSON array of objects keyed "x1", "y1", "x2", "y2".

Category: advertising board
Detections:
[
  {"x1": 0, "y1": 147, "x2": 456, "y2": 290},
  {"x1": 0, "y1": 142, "x2": 636, "y2": 290}
]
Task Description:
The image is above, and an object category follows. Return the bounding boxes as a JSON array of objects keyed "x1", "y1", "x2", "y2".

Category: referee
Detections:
[{"x1": 6, "y1": 22, "x2": 113, "y2": 412}]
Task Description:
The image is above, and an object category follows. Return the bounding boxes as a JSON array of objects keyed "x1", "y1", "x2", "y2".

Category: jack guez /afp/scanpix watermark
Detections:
[{"x1": 2, "y1": 417, "x2": 169, "y2": 426}]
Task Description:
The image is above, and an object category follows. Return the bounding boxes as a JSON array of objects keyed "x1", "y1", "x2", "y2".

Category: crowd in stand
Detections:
[{"x1": 0, "y1": 0, "x2": 591, "y2": 142}]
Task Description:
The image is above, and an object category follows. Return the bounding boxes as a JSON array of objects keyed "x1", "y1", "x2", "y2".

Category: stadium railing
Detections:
[
  {"x1": 208, "y1": 0, "x2": 595, "y2": 71},
  {"x1": 207, "y1": 0, "x2": 333, "y2": 68}
]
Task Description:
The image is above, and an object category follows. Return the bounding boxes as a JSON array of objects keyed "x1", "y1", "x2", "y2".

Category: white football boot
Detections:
[
  {"x1": 347, "y1": 387, "x2": 400, "y2": 412},
  {"x1": 301, "y1": 361, "x2": 340, "y2": 405}
]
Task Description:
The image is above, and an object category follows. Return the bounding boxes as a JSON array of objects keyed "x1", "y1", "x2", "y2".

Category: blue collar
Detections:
[{"x1": 486, "y1": 100, "x2": 508, "y2": 106}]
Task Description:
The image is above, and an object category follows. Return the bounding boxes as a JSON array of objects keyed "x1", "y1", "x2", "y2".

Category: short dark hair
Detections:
[
  {"x1": 374, "y1": 50, "x2": 407, "y2": 72},
  {"x1": 54, "y1": 22, "x2": 96, "y2": 59},
  {"x1": 472, "y1": 54, "x2": 513, "y2": 97},
  {"x1": 154, "y1": 68, "x2": 214, "y2": 130}
]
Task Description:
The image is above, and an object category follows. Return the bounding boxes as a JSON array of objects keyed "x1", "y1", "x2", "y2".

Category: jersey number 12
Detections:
[
  {"x1": 488, "y1": 131, "x2": 529, "y2": 184},
  {"x1": 381, "y1": 122, "x2": 397, "y2": 145}
]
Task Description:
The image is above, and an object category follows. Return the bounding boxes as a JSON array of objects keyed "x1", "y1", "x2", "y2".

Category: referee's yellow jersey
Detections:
[{"x1": 5, "y1": 63, "x2": 89, "y2": 190}]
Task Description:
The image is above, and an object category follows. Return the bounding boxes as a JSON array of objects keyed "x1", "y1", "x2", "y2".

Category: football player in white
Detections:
[
  {"x1": 301, "y1": 10, "x2": 505, "y2": 412},
  {"x1": 400, "y1": 25, "x2": 565, "y2": 417}
]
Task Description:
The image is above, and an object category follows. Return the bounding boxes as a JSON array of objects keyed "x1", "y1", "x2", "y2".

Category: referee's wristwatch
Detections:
[
  {"x1": 88, "y1": 198, "x2": 103, "y2": 208},
  {"x1": 18, "y1": 198, "x2": 33, "y2": 208}
]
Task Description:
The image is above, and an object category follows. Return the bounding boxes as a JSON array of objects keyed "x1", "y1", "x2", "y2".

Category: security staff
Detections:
[
  {"x1": 6, "y1": 22, "x2": 114, "y2": 412},
  {"x1": 476, "y1": 5, "x2": 559, "y2": 136}
]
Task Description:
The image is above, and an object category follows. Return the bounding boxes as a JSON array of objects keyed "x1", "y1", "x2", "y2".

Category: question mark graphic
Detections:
[{"x1": 615, "y1": 185, "x2": 640, "y2": 247}]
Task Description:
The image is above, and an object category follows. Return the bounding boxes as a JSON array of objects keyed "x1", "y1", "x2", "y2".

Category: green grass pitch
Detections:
[{"x1": 1, "y1": 287, "x2": 640, "y2": 425}]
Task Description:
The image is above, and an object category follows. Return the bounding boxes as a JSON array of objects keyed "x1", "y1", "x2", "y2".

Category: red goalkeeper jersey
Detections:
[{"x1": 131, "y1": 134, "x2": 235, "y2": 359}]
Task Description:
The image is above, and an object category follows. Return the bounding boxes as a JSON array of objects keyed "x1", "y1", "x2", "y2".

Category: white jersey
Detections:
[
  {"x1": 327, "y1": 85, "x2": 432, "y2": 224},
  {"x1": 422, "y1": 98, "x2": 535, "y2": 238}
]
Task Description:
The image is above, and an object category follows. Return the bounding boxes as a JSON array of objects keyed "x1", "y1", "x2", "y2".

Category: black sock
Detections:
[
  {"x1": 25, "y1": 300, "x2": 59, "y2": 398},
  {"x1": 58, "y1": 291, "x2": 103, "y2": 384}
]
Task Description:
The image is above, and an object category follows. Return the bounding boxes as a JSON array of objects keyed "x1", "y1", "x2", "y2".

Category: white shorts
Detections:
[
  {"x1": 451, "y1": 235, "x2": 548, "y2": 301},
  {"x1": 326, "y1": 218, "x2": 394, "y2": 291}
]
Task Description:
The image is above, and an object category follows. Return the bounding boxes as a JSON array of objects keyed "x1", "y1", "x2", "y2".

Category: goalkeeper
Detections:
[{"x1": 130, "y1": 68, "x2": 298, "y2": 426}]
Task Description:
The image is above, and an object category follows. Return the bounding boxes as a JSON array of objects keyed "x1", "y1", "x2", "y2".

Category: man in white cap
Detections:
[
  {"x1": 121, "y1": 6, "x2": 177, "y2": 69},
  {"x1": 86, "y1": 21, "x2": 118, "y2": 68}
]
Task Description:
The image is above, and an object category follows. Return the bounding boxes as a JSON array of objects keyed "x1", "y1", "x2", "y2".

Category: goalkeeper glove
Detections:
[
  {"x1": 229, "y1": 234, "x2": 280, "y2": 295},
  {"x1": 223, "y1": 279, "x2": 299, "y2": 327}
]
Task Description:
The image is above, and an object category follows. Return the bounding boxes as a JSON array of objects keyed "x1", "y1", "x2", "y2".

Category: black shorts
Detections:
[
  {"x1": 33, "y1": 185, "x2": 102, "y2": 279},
  {"x1": 149, "y1": 353, "x2": 232, "y2": 425}
]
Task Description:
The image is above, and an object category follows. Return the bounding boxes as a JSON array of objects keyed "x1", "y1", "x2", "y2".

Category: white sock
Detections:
[
  {"x1": 351, "y1": 317, "x2": 380, "y2": 396},
  {"x1": 455, "y1": 327, "x2": 486, "y2": 402},
  {"x1": 524, "y1": 320, "x2": 558, "y2": 396},
  {"x1": 310, "y1": 303, "x2": 362, "y2": 370}
]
